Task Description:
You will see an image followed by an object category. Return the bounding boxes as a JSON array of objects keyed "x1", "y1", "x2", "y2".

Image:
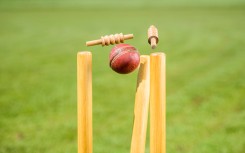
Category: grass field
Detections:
[{"x1": 0, "y1": 2, "x2": 245, "y2": 153}]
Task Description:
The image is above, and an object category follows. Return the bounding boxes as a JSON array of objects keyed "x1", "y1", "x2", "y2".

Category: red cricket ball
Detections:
[{"x1": 109, "y1": 44, "x2": 140, "y2": 74}]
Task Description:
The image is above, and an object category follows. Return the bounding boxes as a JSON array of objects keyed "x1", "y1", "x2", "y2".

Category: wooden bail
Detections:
[
  {"x1": 86, "y1": 33, "x2": 134, "y2": 47},
  {"x1": 148, "y1": 25, "x2": 159, "y2": 49}
]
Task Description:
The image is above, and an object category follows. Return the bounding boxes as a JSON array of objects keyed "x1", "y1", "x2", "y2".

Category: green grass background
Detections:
[{"x1": 0, "y1": 0, "x2": 245, "y2": 153}]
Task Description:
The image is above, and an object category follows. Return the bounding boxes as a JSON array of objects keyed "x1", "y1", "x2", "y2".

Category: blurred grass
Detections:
[
  {"x1": 0, "y1": 0, "x2": 245, "y2": 9},
  {"x1": 0, "y1": 1, "x2": 245, "y2": 153}
]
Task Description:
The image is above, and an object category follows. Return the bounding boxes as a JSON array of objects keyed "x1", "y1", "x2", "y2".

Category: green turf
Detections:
[{"x1": 0, "y1": 3, "x2": 245, "y2": 153}]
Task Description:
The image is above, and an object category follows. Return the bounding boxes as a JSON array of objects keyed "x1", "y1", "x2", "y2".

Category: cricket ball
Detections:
[{"x1": 109, "y1": 44, "x2": 140, "y2": 74}]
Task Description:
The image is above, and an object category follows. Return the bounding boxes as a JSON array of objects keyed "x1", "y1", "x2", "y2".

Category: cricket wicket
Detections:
[
  {"x1": 77, "y1": 52, "x2": 93, "y2": 153},
  {"x1": 130, "y1": 55, "x2": 150, "y2": 153},
  {"x1": 77, "y1": 51, "x2": 166, "y2": 153},
  {"x1": 150, "y1": 53, "x2": 166, "y2": 153}
]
